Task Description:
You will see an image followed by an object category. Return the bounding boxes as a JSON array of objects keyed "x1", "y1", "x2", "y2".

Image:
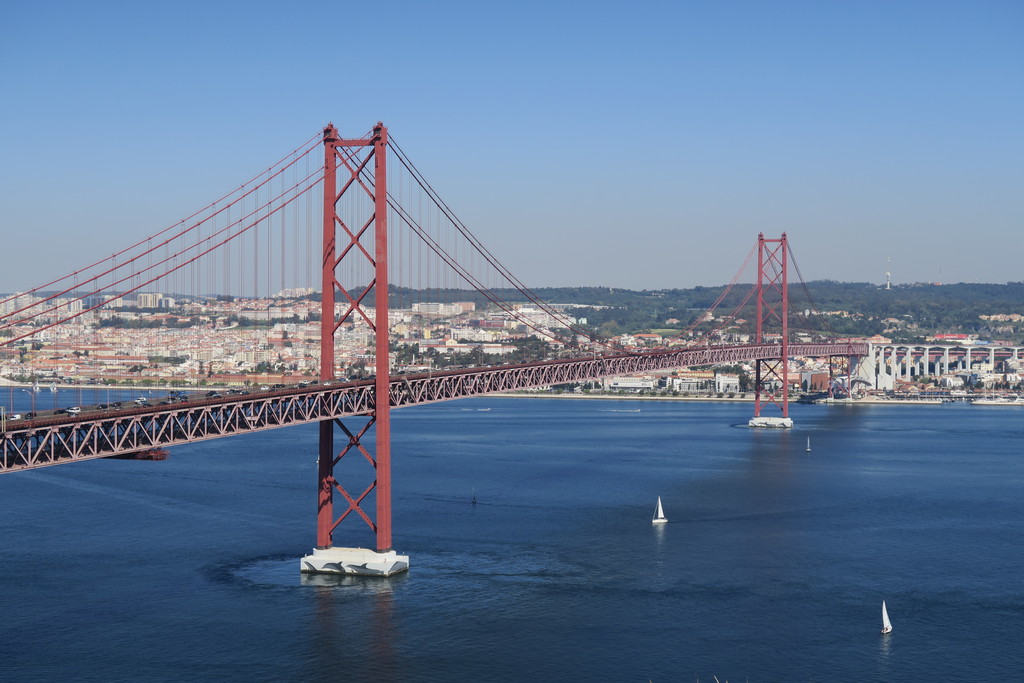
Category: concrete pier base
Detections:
[
  {"x1": 300, "y1": 546, "x2": 409, "y2": 577},
  {"x1": 748, "y1": 416, "x2": 794, "y2": 428}
]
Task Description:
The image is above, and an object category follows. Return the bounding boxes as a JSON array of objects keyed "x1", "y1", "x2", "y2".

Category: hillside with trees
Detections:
[{"x1": 391, "y1": 281, "x2": 1024, "y2": 343}]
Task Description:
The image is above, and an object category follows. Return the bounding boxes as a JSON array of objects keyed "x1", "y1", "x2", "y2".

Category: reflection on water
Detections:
[
  {"x1": 878, "y1": 632, "x2": 892, "y2": 679},
  {"x1": 307, "y1": 571, "x2": 399, "y2": 679},
  {"x1": 300, "y1": 571, "x2": 402, "y2": 593},
  {"x1": 651, "y1": 520, "x2": 667, "y2": 547}
]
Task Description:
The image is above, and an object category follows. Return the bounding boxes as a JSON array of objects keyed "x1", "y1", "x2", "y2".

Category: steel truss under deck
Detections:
[{"x1": 1, "y1": 341, "x2": 866, "y2": 473}]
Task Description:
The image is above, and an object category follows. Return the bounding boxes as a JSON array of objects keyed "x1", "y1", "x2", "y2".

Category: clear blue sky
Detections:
[{"x1": 2, "y1": 0, "x2": 1021, "y2": 291}]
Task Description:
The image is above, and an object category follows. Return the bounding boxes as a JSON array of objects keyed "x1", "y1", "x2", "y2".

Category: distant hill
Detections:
[{"x1": 439, "y1": 281, "x2": 1024, "y2": 341}]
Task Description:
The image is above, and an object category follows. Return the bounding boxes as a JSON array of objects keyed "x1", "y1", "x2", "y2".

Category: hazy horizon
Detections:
[{"x1": 6, "y1": 278, "x2": 1024, "y2": 303}]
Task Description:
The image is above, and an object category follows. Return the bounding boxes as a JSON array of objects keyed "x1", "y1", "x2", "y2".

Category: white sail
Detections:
[
  {"x1": 652, "y1": 496, "x2": 668, "y2": 524},
  {"x1": 806, "y1": 436, "x2": 811, "y2": 452},
  {"x1": 881, "y1": 600, "x2": 892, "y2": 633}
]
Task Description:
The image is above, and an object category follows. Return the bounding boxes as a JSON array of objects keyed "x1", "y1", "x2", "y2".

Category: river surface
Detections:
[{"x1": 2, "y1": 395, "x2": 1022, "y2": 681}]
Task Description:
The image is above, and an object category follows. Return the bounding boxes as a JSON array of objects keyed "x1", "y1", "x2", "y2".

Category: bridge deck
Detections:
[{"x1": 1, "y1": 342, "x2": 866, "y2": 472}]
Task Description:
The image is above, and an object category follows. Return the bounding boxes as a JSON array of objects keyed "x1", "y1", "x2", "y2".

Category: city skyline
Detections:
[{"x1": 2, "y1": 1, "x2": 1021, "y2": 293}]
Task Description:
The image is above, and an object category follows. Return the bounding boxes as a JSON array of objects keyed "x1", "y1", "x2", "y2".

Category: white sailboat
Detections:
[
  {"x1": 652, "y1": 496, "x2": 668, "y2": 525},
  {"x1": 881, "y1": 600, "x2": 892, "y2": 634},
  {"x1": 806, "y1": 436, "x2": 811, "y2": 452}
]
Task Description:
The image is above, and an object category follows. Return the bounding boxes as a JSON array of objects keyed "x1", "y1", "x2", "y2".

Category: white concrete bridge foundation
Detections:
[{"x1": 300, "y1": 546, "x2": 409, "y2": 577}]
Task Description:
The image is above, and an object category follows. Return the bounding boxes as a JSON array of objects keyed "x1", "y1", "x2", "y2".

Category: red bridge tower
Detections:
[
  {"x1": 749, "y1": 232, "x2": 794, "y2": 428},
  {"x1": 300, "y1": 123, "x2": 408, "y2": 576}
]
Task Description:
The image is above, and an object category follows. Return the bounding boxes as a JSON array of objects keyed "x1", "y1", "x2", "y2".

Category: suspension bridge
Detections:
[{"x1": 0, "y1": 122, "x2": 867, "y2": 575}]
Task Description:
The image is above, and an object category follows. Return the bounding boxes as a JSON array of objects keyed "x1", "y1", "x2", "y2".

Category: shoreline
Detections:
[
  {"x1": 489, "y1": 392, "x2": 958, "y2": 406},
  {"x1": 0, "y1": 378, "x2": 981, "y2": 407},
  {"x1": 0, "y1": 380, "x2": 206, "y2": 392},
  {"x1": 491, "y1": 392, "x2": 754, "y2": 403}
]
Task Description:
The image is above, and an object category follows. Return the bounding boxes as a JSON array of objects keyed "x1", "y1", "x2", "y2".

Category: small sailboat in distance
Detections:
[
  {"x1": 881, "y1": 600, "x2": 892, "y2": 634},
  {"x1": 652, "y1": 496, "x2": 668, "y2": 524},
  {"x1": 806, "y1": 436, "x2": 811, "y2": 452}
]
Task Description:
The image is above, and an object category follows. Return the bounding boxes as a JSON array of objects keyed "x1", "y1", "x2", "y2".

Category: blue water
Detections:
[{"x1": 2, "y1": 396, "x2": 1023, "y2": 681}]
